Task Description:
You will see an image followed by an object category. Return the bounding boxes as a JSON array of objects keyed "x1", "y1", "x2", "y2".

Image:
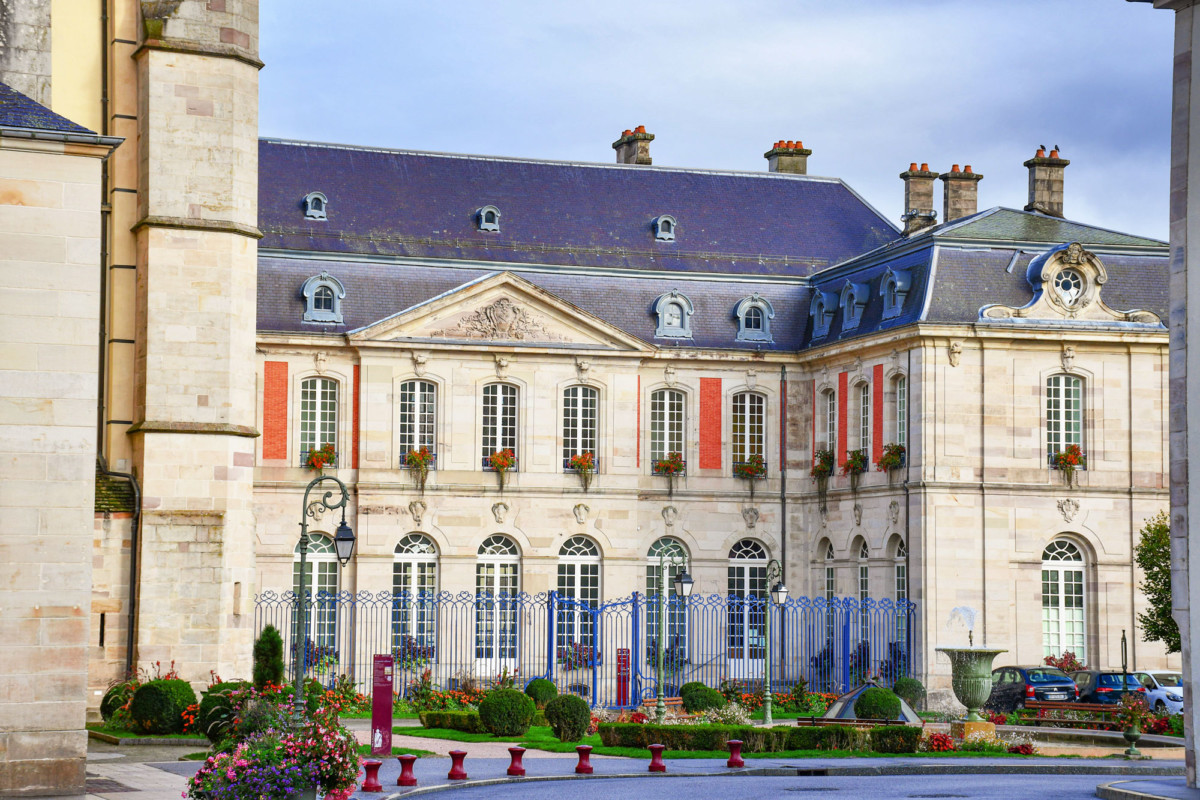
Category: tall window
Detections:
[
  {"x1": 399, "y1": 380, "x2": 437, "y2": 459},
  {"x1": 858, "y1": 382, "x2": 870, "y2": 453},
  {"x1": 1046, "y1": 375, "x2": 1083, "y2": 459},
  {"x1": 300, "y1": 377, "x2": 338, "y2": 465},
  {"x1": 475, "y1": 535, "x2": 520, "y2": 663},
  {"x1": 650, "y1": 389, "x2": 686, "y2": 462},
  {"x1": 392, "y1": 534, "x2": 438, "y2": 659},
  {"x1": 1042, "y1": 540, "x2": 1086, "y2": 661},
  {"x1": 556, "y1": 536, "x2": 600, "y2": 656},
  {"x1": 562, "y1": 386, "x2": 599, "y2": 466},
  {"x1": 731, "y1": 392, "x2": 766, "y2": 466},
  {"x1": 894, "y1": 539, "x2": 908, "y2": 642},
  {"x1": 823, "y1": 541, "x2": 836, "y2": 643},
  {"x1": 727, "y1": 539, "x2": 767, "y2": 671},
  {"x1": 646, "y1": 537, "x2": 689, "y2": 665},
  {"x1": 895, "y1": 376, "x2": 907, "y2": 449},
  {"x1": 482, "y1": 384, "x2": 519, "y2": 465},
  {"x1": 822, "y1": 389, "x2": 837, "y2": 450},
  {"x1": 857, "y1": 540, "x2": 870, "y2": 643},
  {"x1": 293, "y1": 534, "x2": 338, "y2": 653}
]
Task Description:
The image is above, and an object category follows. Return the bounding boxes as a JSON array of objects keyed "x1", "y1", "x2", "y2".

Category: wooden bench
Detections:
[
  {"x1": 639, "y1": 697, "x2": 701, "y2": 720},
  {"x1": 1021, "y1": 699, "x2": 1115, "y2": 728}
]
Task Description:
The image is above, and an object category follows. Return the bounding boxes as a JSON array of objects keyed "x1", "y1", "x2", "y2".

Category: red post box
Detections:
[
  {"x1": 371, "y1": 655, "x2": 394, "y2": 757},
  {"x1": 616, "y1": 648, "x2": 631, "y2": 707}
]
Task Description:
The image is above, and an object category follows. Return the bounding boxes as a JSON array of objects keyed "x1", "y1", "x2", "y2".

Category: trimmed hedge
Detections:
[
  {"x1": 419, "y1": 710, "x2": 487, "y2": 733},
  {"x1": 597, "y1": 723, "x2": 916, "y2": 754},
  {"x1": 892, "y1": 677, "x2": 925, "y2": 710},
  {"x1": 854, "y1": 688, "x2": 901, "y2": 720},
  {"x1": 198, "y1": 681, "x2": 251, "y2": 743},
  {"x1": 478, "y1": 689, "x2": 536, "y2": 737},
  {"x1": 100, "y1": 682, "x2": 135, "y2": 722},
  {"x1": 682, "y1": 686, "x2": 725, "y2": 713},
  {"x1": 545, "y1": 694, "x2": 590, "y2": 742},
  {"x1": 786, "y1": 725, "x2": 867, "y2": 752},
  {"x1": 678, "y1": 681, "x2": 707, "y2": 710},
  {"x1": 129, "y1": 679, "x2": 197, "y2": 734},
  {"x1": 525, "y1": 678, "x2": 558, "y2": 709},
  {"x1": 868, "y1": 725, "x2": 920, "y2": 754}
]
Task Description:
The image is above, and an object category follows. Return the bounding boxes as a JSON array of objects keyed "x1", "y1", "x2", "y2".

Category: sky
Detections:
[{"x1": 259, "y1": 1, "x2": 1175, "y2": 242}]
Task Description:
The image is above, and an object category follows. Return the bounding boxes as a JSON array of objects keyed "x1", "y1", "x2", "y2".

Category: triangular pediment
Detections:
[{"x1": 349, "y1": 272, "x2": 654, "y2": 351}]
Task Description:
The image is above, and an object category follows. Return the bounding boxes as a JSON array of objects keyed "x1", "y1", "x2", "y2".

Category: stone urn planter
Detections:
[{"x1": 936, "y1": 646, "x2": 1005, "y2": 739}]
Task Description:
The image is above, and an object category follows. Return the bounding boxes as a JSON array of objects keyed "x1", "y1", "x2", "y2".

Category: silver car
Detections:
[{"x1": 1136, "y1": 670, "x2": 1184, "y2": 715}]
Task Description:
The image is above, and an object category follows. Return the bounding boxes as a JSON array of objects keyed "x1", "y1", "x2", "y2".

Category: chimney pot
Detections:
[
  {"x1": 635, "y1": 125, "x2": 646, "y2": 134},
  {"x1": 951, "y1": 164, "x2": 960, "y2": 173},
  {"x1": 1023, "y1": 146, "x2": 1070, "y2": 217},
  {"x1": 964, "y1": 164, "x2": 973, "y2": 174},
  {"x1": 796, "y1": 141, "x2": 803, "y2": 149},
  {"x1": 613, "y1": 126, "x2": 654, "y2": 165},
  {"x1": 1035, "y1": 147, "x2": 1046, "y2": 158},
  {"x1": 623, "y1": 129, "x2": 632, "y2": 136},
  {"x1": 901, "y1": 162, "x2": 940, "y2": 235},
  {"x1": 765, "y1": 139, "x2": 812, "y2": 174},
  {"x1": 920, "y1": 162, "x2": 930, "y2": 172},
  {"x1": 940, "y1": 162, "x2": 984, "y2": 223},
  {"x1": 909, "y1": 162, "x2": 918, "y2": 171},
  {"x1": 1049, "y1": 148, "x2": 1059, "y2": 158}
]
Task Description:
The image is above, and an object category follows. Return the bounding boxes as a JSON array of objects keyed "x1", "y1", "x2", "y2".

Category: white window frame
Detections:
[
  {"x1": 399, "y1": 380, "x2": 437, "y2": 462},
  {"x1": 293, "y1": 534, "x2": 339, "y2": 674},
  {"x1": 1046, "y1": 374, "x2": 1084, "y2": 461},
  {"x1": 734, "y1": 294, "x2": 776, "y2": 343},
  {"x1": 857, "y1": 540, "x2": 870, "y2": 644},
  {"x1": 556, "y1": 536, "x2": 601, "y2": 658},
  {"x1": 300, "y1": 377, "x2": 338, "y2": 467},
  {"x1": 392, "y1": 534, "x2": 438, "y2": 660},
  {"x1": 475, "y1": 535, "x2": 520, "y2": 669},
  {"x1": 482, "y1": 383, "x2": 519, "y2": 467},
  {"x1": 858, "y1": 381, "x2": 870, "y2": 455},
  {"x1": 823, "y1": 541, "x2": 836, "y2": 643},
  {"x1": 646, "y1": 537, "x2": 689, "y2": 670},
  {"x1": 1041, "y1": 539, "x2": 1086, "y2": 662},
  {"x1": 727, "y1": 539, "x2": 768, "y2": 679},
  {"x1": 731, "y1": 391, "x2": 766, "y2": 467},
  {"x1": 895, "y1": 376, "x2": 907, "y2": 449},
  {"x1": 301, "y1": 271, "x2": 345, "y2": 323},
  {"x1": 821, "y1": 389, "x2": 837, "y2": 451},
  {"x1": 894, "y1": 539, "x2": 908, "y2": 642},
  {"x1": 650, "y1": 389, "x2": 686, "y2": 465},
  {"x1": 562, "y1": 386, "x2": 599, "y2": 468}
]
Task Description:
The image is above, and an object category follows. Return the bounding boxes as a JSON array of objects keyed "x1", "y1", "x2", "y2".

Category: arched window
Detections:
[
  {"x1": 856, "y1": 540, "x2": 870, "y2": 644},
  {"x1": 477, "y1": 205, "x2": 501, "y2": 232},
  {"x1": 301, "y1": 271, "x2": 345, "y2": 323},
  {"x1": 653, "y1": 215, "x2": 677, "y2": 241},
  {"x1": 653, "y1": 291, "x2": 693, "y2": 338},
  {"x1": 294, "y1": 534, "x2": 338, "y2": 652},
  {"x1": 314, "y1": 285, "x2": 334, "y2": 312},
  {"x1": 300, "y1": 377, "x2": 338, "y2": 468},
  {"x1": 303, "y1": 191, "x2": 328, "y2": 221},
  {"x1": 895, "y1": 375, "x2": 907, "y2": 450},
  {"x1": 893, "y1": 538, "x2": 908, "y2": 641},
  {"x1": 810, "y1": 290, "x2": 835, "y2": 338},
  {"x1": 735, "y1": 294, "x2": 775, "y2": 343},
  {"x1": 822, "y1": 540, "x2": 836, "y2": 643},
  {"x1": 476, "y1": 535, "x2": 520, "y2": 665},
  {"x1": 399, "y1": 380, "x2": 437, "y2": 466},
  {"x1": 731, "y1": 392, "x2": 766, "y2": 469},
  {"x1": 839, "y1": 281, "x2": 868, "y2": 331},
  {"x1": 556, "y1": 536, "x2": 601, "y2": 658},
  {"x1": 392, "y1": 534, "x2": 438, "y2": 660},
  {"x1": 562, "y1": 386, "x2": 599, "y2": 470},
  {"x1": 650, "y1": 389, "x2": 686, "y2": 468},
  {"x1": 745, "y1": 306, "x2": 763, "y2": 330},
  {"x1": 1046, "y1": 374, "x2": 1084, "y2": 465},
  {"x1": 1042, "y1": 539, "x2": 1085, "y2": 661},
  {"x1": 880, "y1": 268, "x2": 912, "y2": 320},
  {"x1": 727, "y1": 539, "x2": 768, "y2": 674},
  {"x1": 646, "y1": 537, "x2": 689, "y2": 669},
  {"x1": 482, "y1": 384, "x2": 519, "y2": 468}
]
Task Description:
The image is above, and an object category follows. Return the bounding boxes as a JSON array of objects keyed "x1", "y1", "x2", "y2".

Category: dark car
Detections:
[
  {"x1": 1069, "y1": 670, "x2": 1148, "y2": 704},
  {"x1": 984, "y1": 666, "x2": 1078, "y2": 712}
]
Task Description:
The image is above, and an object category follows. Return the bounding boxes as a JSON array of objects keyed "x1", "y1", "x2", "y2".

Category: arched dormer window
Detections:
[
  {"x1": 880, "y1": 268, "x2": 912, "y2": 320},
  {"x1": 303, "y1": 191, "x2": 328, "y2": 221},
  {"x1": 653, "y1": 215, "x2": 677, "y2": 242},
  {"x1": 477, "y1": 205, "x2": 501, "y2": 232},
  {"x1": 302, "y1": 272, "x2": 346, "y2": 324},
  {"x1": 653, "y1": 290, "x2": 693, "y2": 338},
  {"x1": 839, "y1": 280, "x2": 869, "y2": 331},
  {"x1": 810, "y1": 290, "x2": 836, "y2": 339},
  {"x1": 735, "y1": 294, "x2": 775, "y2": 343}
]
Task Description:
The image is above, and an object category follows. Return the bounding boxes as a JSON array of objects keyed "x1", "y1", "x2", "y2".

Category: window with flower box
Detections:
[
  {"x1": 1046, "y1": 374, "x2": 1083, "y2": 466},
  {"x1": 562, "y1": 386, "x2": 598, "y2": 471},
  {"x1": 482, "y1": 383, "x2": 518, "y2": 469},
  {"x1": 650, "y1": 389, "x2": 686, "y2": 470},
  {"x1": 300, "y1": 377, "x2": 338, "y2": 468},
  {"x1": 399, "y1": 380, "x2": 437, "y2": 468},
  {"x1": 731, "y1": 391, "x2": 766, "y2": 474}
]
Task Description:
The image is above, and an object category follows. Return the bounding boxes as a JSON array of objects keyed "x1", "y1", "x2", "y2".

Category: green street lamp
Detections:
[
  {"x1": 762, "y1": 559, "x2": 788, "y2": 726},
  {"x1": 655, "y1": 550, "x2": 694, "y2": 724},
  {"x1": 293, "y1": 475, "x2": 356, "y2": 724}
]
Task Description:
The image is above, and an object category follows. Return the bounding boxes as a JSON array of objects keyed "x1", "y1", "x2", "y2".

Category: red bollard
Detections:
[
  {"x1": 726, "y1": 739, "x2": 745, "y2": 769},
  {"x1": 648, "y1": 743, "x2": 666, "y2": 773},
  {"x1": 575, "y1": 744, "x2": 594, "y2": 775},
  {"x1": 361, "y1": 759, "x2": 383, "y2": 792},
  {"x1": 396, "y1": 754, "x2": 418, "y2": 787},
  {"x1": 448, "y1": 749, "x2": 469, "y2": 781},
  {"x1": 507, "y1": 746, "x2": 526, "y2": 777}
]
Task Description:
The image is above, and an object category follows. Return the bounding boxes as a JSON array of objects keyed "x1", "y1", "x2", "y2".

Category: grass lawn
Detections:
[
  {"x1": 86, "y1": 724, "x2": 207, "y2": 741},
  {"x1": 393, "y1": 726, "x2": 1052, "y2": 760},
  {"x1": 182, "y1": 752, "x2": 211, "y2": 761},
  {"x1": 355, "y1": 744, "x2": 436, "y2": 758}
]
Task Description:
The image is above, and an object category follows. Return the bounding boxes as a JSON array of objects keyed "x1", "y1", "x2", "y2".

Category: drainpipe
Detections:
[
  {"x1": 96, "y1": 0, "x2": 111, "y2": 454},
  {"x1": 99, "y1": 456, "x2": 141, "y2": 675},
  {"x1": 779, "y1": 365, "x2": 788, "y2": 681},
  {"x1": 904, "y1": 347, "x2": 914, "y2": 680}
]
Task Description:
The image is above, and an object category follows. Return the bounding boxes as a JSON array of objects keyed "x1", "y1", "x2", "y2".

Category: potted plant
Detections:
[
  {"x1": 404, "y1": 445, "x2": 435, "y2": 493},
  {"x1": 1114, "y1": 692, "x2": 1150, "y2": 758},
  {"x1": 733, "y1": 453, "x2": 766, "y2": 497},
  {"x1": 843, "y1": 448, "x2": 869, "y2": 493},
  {"x1": 876, "y1": 442, "x2": 906, "y2": 481},
  {"x1": 652, "y1": 451, "x2": 686, "y2": 497},
  {"x1": 568, "y1": 451, "x2": 596, "y2": 492},
  {"x1": 811, "y1": 448, "x2": 834, "y2": 513},
  {"x1": 488, "y1": 448, "x2": 516, "y2": 490},
  {"x1": 1051, "y1": 444, "x2": 1087, "y2": 487},
  {"x1": 305, "y1": 443, "x2": 335, "y2": 472}
]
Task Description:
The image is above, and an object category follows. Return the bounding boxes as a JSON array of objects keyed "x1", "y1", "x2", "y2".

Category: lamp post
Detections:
[
  {"x1": 293, "y1": 474, "x2": 356, "y2": 724},
  {"x1": 655, "y1": 550, "x2": 693, "y2": 724},
  {"x1": 762, "y1": 559, "x2": 788, "y2": 726}
]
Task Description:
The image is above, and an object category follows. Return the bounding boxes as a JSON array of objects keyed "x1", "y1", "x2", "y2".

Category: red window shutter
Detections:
[
  {"x1": 837, "y1": 372, "x2": 848, "y2": 467},
  {"x1": 352, "y1": 364, "x2": 361, "y2": 469},
  {"x1": 262, "y1": 361, "x2": 288, "y2": 460},
  {"x1": 699, "y1": 377, "x2": 722, "y2": 470}
]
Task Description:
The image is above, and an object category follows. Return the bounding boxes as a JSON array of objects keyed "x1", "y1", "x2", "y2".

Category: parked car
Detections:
[
  {"x1": 985, "y1": 666, "x2": 1078, "y2": 712},
  {"x1": 1135, "y1": 670, "x2": 1184, "y2": 715},
  {"x1": 1069, "y1": 670, "x2": 1148, "y2": 704}
]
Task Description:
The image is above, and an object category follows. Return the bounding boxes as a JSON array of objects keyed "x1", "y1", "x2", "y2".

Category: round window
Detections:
[{"x1": 1054, "y1": 269, "x2": 1084, "y2": 306}]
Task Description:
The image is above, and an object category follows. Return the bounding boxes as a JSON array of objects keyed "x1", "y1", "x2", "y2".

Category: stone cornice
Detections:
[
  {"x1": 133, "y1": 38, "x2": 264, "y2": 70},
  {"x1": 132, "y1": 215, "x2": 263, "y2": 239},
  {"x1": 127, "y1": 421, "x2": 260, "y2": 438},
  {"x1": 0, "y1": 126, "x2": 123, "y2": 154}
]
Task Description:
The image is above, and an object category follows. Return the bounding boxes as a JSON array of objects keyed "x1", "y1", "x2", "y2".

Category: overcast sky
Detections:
[{"x1": 259, "y1": 1, "x2": 1174, "y2": 241}]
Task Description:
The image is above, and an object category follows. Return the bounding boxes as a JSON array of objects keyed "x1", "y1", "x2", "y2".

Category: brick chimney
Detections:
[
  {"x1": 1023, "y1": 146, "x2": 1069, "y2": 217},
  {"x1": 613, "y1": 125, "x2": 654, "y2": 165},
  {"x1": 939, "y1": 164, "x2": 983, "y2": 223},
  {"x1": 900, "y1": 162, "x2": 939, "y2": 235},
  {"x1": 764, "y1": 140, "x2": 812, "y2": 174}
]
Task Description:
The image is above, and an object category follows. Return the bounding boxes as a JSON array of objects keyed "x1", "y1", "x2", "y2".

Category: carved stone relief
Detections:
[
  {"x1": 889, "y1": 500, "x2": 900, "y2": 525},
  {"x1": 573, "y1": 504, "x2": 589, "y2": 525},
  {"x1": 948, "y1": 341, "x2": 962, "y2": 367},
  {"x1": 1058, "y1": 498, "x2": 1080, "y2": 523},
  {"x1": 742, "y1": 507, "x2": 759, "y2": 528},
  {"x1": 408, "y1": 500, "x2": 426, "y2": 527},
  {"x1": 853, "y1": 503, "x2": 863, "y2": 526},
  {"x1": 430, "y1": 297, "x2": 565, "y2": 342},
  {"x1": 491, "y1": 502, "x2": 509, "y2": 524},
  {"x1": 662, "y1": 506, "x2": 678, "y2": 528}
]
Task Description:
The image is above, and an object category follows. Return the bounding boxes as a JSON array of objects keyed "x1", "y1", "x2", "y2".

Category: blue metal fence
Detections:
[{"x1": 254, "y1": 590, "x2": 915, "y2": 707}]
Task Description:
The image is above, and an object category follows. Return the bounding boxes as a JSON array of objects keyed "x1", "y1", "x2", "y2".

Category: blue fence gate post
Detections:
[{"x1": 546, "y1": 591, "x2": 556, "y2": 681}]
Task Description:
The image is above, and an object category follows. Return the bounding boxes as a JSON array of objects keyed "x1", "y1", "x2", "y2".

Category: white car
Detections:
[{"x1": 1136, "y1": 670, "x2": 1184, "y2": 715}]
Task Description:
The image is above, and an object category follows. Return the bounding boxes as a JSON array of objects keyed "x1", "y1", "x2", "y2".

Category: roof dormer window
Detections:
[
  {"x1": 303, "y1": 191, "x2": 328, "y2": 221},
  {"x1": 810, "y1": 290, "x2": 835, "y2": 339},
  {"x1": 880, "y1": 267, "x2": 912, "y2": 320},
  {"x1": 839, "y1": 280, "x2": 869, "y2": 331},
  {"x1": 477, "y1": 205, "x2": 501, "y2": 232},
  {"x1": 653, "y1": 215, "x2": 677, "y2": 242},
  {"x1": 654, "y1": 290, "x2": 693, "y2": 338},
  {"x1": 735, "y1": 293, "x2": 775, "y2": 343},
  {"x1": 302, "y1": 271, "x2": 346, "y2": 323}
]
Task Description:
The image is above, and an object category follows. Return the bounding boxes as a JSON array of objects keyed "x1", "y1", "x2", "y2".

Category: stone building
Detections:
[{"x1": 0, "y1": 1, "x2": 1180, "y2": 793}]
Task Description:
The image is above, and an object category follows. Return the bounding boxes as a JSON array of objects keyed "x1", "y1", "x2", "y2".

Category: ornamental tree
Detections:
[{"x1": 1134, "y1": 511, "x2": 1179, "y2": 654}]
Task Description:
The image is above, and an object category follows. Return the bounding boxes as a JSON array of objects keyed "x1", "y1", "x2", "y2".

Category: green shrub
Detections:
[
  {"x1": 253, "y1": 625, "x2": 285, "y2": 689},
  {"x1": 545, "y1": 694, "x2": 591, "y2": 742},
  {"x1": 597, "y1": 723, "x2": 790, "y2": 752},
  {"x1": 477, "y1": 689, "x2": 535, "y2": 737},
  {"x1": 868, "y1": 725, "x2": 920, "y2": 753},
  {"x1": 786, "y1": 725, "x2": 867, "y2": 751},
  {"x1": 853, "y1": 687, "x2": 901, "y2": 720},
  {"x1": 524, "y1": 678, "x2": 558, "y2": 709},
  {"x1": 679, "y1": 681, "x2": 707, "y2": 709},
  {"x1": 197, "y1": 681, "x2": 251, "y2": 743},
  {"x1": 419, "y1": 710, "x2": 487, "y2": 733},
  {"x1": 682, "y1": 686, "x2": 725, "y2": 713},
  {"x1": 1171, "y1": 714, "x2": 1185, "y2": 737},
  {"x1": 100, "y1": 681, "x2": 136, "y2": 722},
  {"x1": 892, "y1": 677, "x2": 925, "y2": 710},
  {"x1": 533, "y1": 710, "x2": 547, "y2": 727},
  {"x1": 129, "y1": 679, "x2": 197, "y2": 734}
]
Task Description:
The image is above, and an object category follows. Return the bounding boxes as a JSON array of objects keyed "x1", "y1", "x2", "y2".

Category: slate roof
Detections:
[
  {"x1": 94, "y1": 461, "x2": 135, "y2": 513},
  {"x1": 258, "y1": 256, "x2": 810, "y2": 351},
  {"x1": 936, "y1": 208, "x2": 1165, "y2": 249},
  {"x1": 0, "y1": 81, "x2": 93, "y2": 134},
  {"x1": 258, "y1": 138, "x2": 900, "y2": 278}
]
